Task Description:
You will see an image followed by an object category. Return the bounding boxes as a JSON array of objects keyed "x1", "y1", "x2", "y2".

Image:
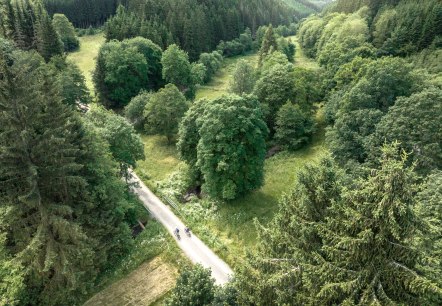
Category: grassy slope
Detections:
[
  {"x1": 81, "y1": 221, "x2": 186, "y2": 306},
  {"x1": 291, "y1": 35, "x2": 320, "y2": 70},
  {"x1": 136, "y1": 40, "x2": 326, "y2": 266},
  {"x1": 67, "y1": 33, "x2": 105, "y2": 94}
]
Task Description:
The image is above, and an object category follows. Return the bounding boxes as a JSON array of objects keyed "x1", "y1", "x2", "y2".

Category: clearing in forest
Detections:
[
  {"x1": 67, "y1": 33, "x2": 105, "y2": 93},
  {"x1": 83, "y1": 258, "x2": 177, "y2": 306},
  {"x1": 195, "y1": 53, "x2": 259, "y2": 100}
]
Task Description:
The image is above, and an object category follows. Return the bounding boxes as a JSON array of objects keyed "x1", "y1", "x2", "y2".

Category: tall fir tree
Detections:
[
  {"x1": 318, "y1": 144, "x2": 442, "y2": 305},
  {"x1": 35, "y1": 5, "x2": 64, "y2": 62},
  {"x1": 0, "y1": 44, "x2": 133, "y2": 305},
  {"x1": 0, "y1": 48, "x2": 94, "y2": 304}
]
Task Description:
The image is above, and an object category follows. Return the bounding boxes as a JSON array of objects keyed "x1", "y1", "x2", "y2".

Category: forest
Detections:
[{"x1": 0, "y1": 0, "x2": 441, "y2": 305}]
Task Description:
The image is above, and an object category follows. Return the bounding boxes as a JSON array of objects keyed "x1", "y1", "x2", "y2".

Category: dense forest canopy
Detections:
[
  {"x1": 43, "y1": 0, "x2": 126, "y2": 28},
  {"x1": 104, "y1": 0, "x2": 297, "y2": 60}
]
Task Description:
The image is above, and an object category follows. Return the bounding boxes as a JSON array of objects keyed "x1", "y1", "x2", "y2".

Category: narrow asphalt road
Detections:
[{"x1": 129, "y1": 171, "x2": 234, "y2": 285}]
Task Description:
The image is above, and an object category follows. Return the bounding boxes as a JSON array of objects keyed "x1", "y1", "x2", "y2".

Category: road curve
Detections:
[{"x1": 130, "y1": 171, "x2": 234, "y2": 285}]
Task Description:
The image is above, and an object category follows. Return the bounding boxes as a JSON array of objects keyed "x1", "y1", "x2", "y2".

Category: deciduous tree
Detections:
[
  {"x1": 275, "y1": 102, "x2": 314, "y2": 151},
  {"x1": 144, "y1": 84, "x2": 188, "y2": 143},
  {"x1": 52, "y1": 13, "x2": 79, "y2": 52}
]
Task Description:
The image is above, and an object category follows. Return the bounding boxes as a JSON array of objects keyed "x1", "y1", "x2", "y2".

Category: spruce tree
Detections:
[
  {"x1": 0, "y1": 48, "x2": 93, "y2": 304},
  {"x1": 35, "y1": 6, "x2": 64, "y2": 62},
  {"x1": 236, "y1": 157, "x2": 344, "y2": 305},
  {"x1": 1, "y1": 45, "x2": 133, "y2": 305},
  {"x1": 318, "y1": 144, "x2": 442, "y2": 305}
]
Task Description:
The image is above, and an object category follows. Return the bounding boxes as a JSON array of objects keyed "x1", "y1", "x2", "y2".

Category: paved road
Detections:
[{"x1": 130, "y1": 171, "x2": 233, "y2": 285}]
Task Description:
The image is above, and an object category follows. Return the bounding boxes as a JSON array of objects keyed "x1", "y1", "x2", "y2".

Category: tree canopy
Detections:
[
  {"x1": 94, "y1": 37, "x2": 163, "y2": 108},
  {"x1": 178, "y1": 95, "x2": 268, "y2": 200},
  {"x1": 144, "y1": 84, "x2": 188, "y2": 143}
]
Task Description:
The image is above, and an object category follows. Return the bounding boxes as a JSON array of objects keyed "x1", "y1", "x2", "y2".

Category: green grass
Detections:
[
  {"x1": 290, "y1": 36, "x2": 320, "y2": 70},
  {"x1": 195, "y1": 53, "x2": 259, "y2": 100},
  {"x1": 67, "y1": 33, "x2": 105, "y2": 94},
  {"x1": 136, "y1": 135, "x2": 181, "y2": 190}
]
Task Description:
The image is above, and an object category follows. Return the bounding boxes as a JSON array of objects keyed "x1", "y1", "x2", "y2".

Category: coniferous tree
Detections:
[
  {"x1": 318, "y1": 144, "x2": 442, "y2": 305},
  {"x1": 35, "y1": 5, "x2": 64, "y2": 61},
  {"x1": 1, "y1": 43, "x2": 133, "y2": 305},
  {"x1": 236, "y1": 157, "x2": 344, "y2": 305},
  {"x1": 237, "y1": 145, "x2": 442, "y2": 304},
  {"x1": 415, "y1": 171, "x2": 442, "y2": 304},
  {"x1": 0, "y1": 48, "x2": 94, "y2": 304}
]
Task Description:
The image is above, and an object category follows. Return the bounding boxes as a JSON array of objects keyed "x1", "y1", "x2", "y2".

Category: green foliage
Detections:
[
  {"x1": 196, "y1": 95, "x2": 268, "y2": 200},
  {"x1": 254, "y1": 63, "x2": 295, "y2": 130},
  {"x1": 94, "y1": 37, "x2": 163, "y2": 108},
  {"x1": 125, "y1": 91, "x2": 152, "y2": 130},
  {"x1": 327, "y1": 109, "x2": 383, "y2": 164},
  {"x1": 162, "y1": 44, "x2": 195, "y2": 99},
  {"x1": 217, "y1": 28, "x2": 253, "y2": 58},
  {"x1": 415, "y1": 171, "x2": 442, "y2": 300},
  {"x1": 44, "y1": 0, "x2": 120, "y2": 28},
  {"x1": 237, "y1": 145, "x2": 442, "y2": 304},
  {"x1": 103, "y1": 5, "x2": 140, "y2": 41},
  {"x1": 167, "y1": 264, "x2": 215, "y2": 306},
  {"x1": 229, "y1": 59, "x2": 256, "y2": 96},
  {"x1": 277, "y1": 37, "x2": 296, "y2": 62},
  {"x1": 179, "y1": 95, "x2": 268, "y2": 200},
  {"x1": 52, "y1": 13, "x2": 79, "y2": 52},
  {"x1": 275, "y1": 102, "x2": 315, "y2": 151},
  {"x1": 104, "y1": 0, "x2": 296, "y2": 61},
  {"x1": 326, "y1": 57, "x2": 420, "y2": 165},
  {"x1": 191, "y1": 62, "x2": 207, "y2": 85},
  {"x1": 48, "y1": 55, "x2": 90, "y2": 107},
  {"x1": 258, "y1": 25, "x2": 278, "y2": 64},
  {"x1": 86, "y1": 105, "x2": 146, "y2": 178},
  {"x1": 236, "y1": 157, "x2": 344, "y2": 304},
  {"x1": 317, "y1": 144, "x2": 441, "y2": 304},
  {"x1": 260, "y1": 51, "x2": 289, "y2": 76},
  {"x1": 177, "y1": 99, "x2": 206, "y2": 183},
  {"x1": 372, "y1": 0, "x2": 442, "y2": 55},
  {"x1": 144, "y1": 84, "x2": 188, "y2": 143},
  {"x1": 0, "y1": 232, "x2": 25, "y2": 306},
  {"x1": 0, "y1": 44, "x2": 134, "y2": 305},
  {"x1": 213, "y1": 282, "x2": 239, "y2": 306},
  {"x1": 297, "y1": 15, "x2": 326, "y2": 58},
  {"x1": 36, "y1": 6, "x2": 64, "y2": 62},
  {"x1": 369, "y1": 87, "x2": 442, "y2": 173},
  {"x1": 292, "y1": 67, "x2": 324, "y2": 110},
  {"x1": 199, "y1": 51, "x2": 224, "y2": 83}
]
